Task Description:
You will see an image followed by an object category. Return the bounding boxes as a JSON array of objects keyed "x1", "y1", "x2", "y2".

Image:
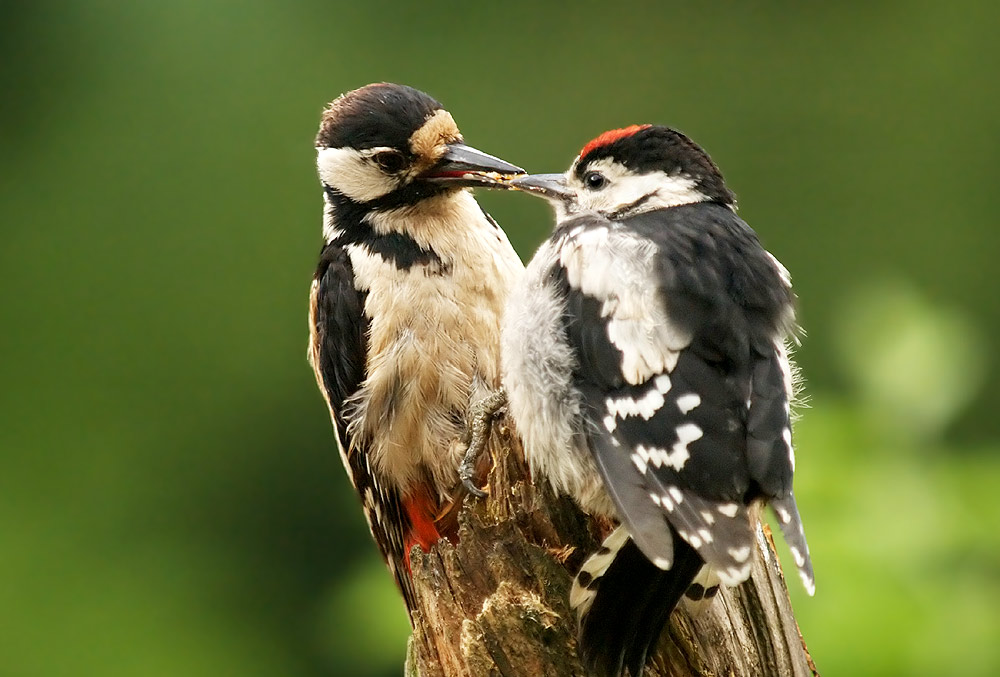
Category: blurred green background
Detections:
[{"x1": 2, "y1": 1, "x2": 998, "y2": 675}]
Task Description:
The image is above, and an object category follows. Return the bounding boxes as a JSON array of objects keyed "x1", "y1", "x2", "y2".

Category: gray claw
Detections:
[
  {"x1": 461, "y1": 475, "x2": 488, "y2": 499},
  {"x1": 459, "y1": 388, "x2": 508, "y2": 498}
]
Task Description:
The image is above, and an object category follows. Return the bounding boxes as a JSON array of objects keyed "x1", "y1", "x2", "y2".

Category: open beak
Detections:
[
  {"x1": 423, "y1": 142, "x2": 524, "y2": 188},
  {"x1": 509, "y1": 173, "x2": 574, "y2": 202}
]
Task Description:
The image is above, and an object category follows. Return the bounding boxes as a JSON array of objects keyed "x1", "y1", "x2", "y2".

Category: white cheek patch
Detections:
[
  {"x1": 571, "y1": 158, "x2": 707, "y2": 216},
  {"x1": 316, "y1": 147, "x2": 400, "y2": 203}
]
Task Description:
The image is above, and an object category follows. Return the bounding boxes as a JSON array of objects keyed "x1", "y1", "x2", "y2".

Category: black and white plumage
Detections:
[
  {"x1": 308, "y1": 83, "x2": 524, "y2": 614},
  {"x1": 502, "y1": 125, "x2": 814, "y2": 676}
]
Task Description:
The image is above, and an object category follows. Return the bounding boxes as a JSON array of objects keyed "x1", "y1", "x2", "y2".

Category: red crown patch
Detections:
[{"x1": 578, "y1": 124, "x2": 651, "y2": 160}]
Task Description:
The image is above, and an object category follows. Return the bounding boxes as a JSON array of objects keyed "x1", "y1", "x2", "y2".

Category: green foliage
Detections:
[
  {"x1": 788, "y1": 398, "x2": 1000, "y2": 676},
  {"x1": 833, "y1": 280, "x2": 986, "y2": 444},
  {"x1": 1, "y1": 2, "x2": 998, "y2": 675}
]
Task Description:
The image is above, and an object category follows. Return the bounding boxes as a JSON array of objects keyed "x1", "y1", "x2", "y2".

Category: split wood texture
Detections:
[{"x1": 404, "y1": 418, "x2": 819, "y2": 677}]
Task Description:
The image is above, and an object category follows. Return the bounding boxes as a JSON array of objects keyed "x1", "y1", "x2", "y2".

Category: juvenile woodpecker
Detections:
[
  {"x1": 308, "y1": 83, "x2": 524, "y2": 612},
  {"x1": 500, "y1": 125, "x2": 815, "y2": 676}
]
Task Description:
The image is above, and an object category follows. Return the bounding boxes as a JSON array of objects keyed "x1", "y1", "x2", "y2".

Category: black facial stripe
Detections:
[
  {"x1": 323, "y1": 177, "x2": 452, "y2": 213},
  {"x1": 365, "y1": 181, "x2": 453, "y2": 211},
  {"x1": 324, "y1": 185, "x2": 444, "y2": 271},
  {"x1": 351, "y1": 231, "x2": 445, "y2": 271},
  {"x1": 608, "y1": 192, "x2": 656, "y2": 219}
]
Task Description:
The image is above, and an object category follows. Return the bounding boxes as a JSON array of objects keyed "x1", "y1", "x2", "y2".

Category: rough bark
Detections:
[{"x1": 405, "y1": 417, "x2": 819, "y2": 677}]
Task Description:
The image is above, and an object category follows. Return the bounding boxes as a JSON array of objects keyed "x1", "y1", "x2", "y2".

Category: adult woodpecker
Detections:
[
  {"x1": 499, "y1": 125, "x2": 815, "y2": 676},
  {"x1": 308, "y1": 83, "x2": 525, "y2": 613}
]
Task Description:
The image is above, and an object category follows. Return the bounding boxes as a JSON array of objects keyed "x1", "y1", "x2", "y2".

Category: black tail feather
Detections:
[{"x1": 578, "y1": 530, "x2": 703, "y2": 677}]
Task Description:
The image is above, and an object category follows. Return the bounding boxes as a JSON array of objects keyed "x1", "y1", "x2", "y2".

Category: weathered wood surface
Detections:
[{"x1": 405, "y1": 417, "x2": 818, "y2": 677}]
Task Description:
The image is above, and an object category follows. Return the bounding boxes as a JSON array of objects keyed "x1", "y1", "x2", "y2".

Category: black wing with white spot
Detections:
[
  {"x1": 309, "y1": 242, "x2": 417, "y2": 612},
  {"x1": 583, "y1": 347, "x2": 758, "y2": 586},
  {"x1": 555, "y1": 203, "x2": 813, "y2": 590}
]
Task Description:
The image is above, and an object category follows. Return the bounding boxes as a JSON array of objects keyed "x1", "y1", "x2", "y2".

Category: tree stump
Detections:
[{"x1": 405, "y1": 417, "x2": 818, "y2": 677}]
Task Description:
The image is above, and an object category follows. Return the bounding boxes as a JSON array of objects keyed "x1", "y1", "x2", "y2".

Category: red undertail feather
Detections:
[
  {"x1": 401, "y1": 487, "x2": 443, "y2": 571},
  {"x1": 578, "y1": 124, "x2": 652, "y2": 160}
]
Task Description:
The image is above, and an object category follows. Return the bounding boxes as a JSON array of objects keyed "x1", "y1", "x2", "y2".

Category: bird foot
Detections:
[{"x1": 459, "y1": 388, "x2": 508, "y2": 498}]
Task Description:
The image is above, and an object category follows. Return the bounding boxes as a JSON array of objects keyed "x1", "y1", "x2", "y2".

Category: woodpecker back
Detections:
[{"x1": 503, "y1": 125, "x2": 814, "y2": 676}]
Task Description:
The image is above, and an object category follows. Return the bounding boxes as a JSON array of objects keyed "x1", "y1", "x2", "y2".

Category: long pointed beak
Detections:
[
  {"x1": 424, "y1": 142, "x2": 524, "y2": 188},
  {"x1": 509, "y1": 173, "x2": 574, "y2": 202}
]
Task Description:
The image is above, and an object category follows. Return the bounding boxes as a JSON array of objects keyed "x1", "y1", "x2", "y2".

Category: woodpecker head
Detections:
[
  {"x1": 316, "y1": 83, "x2": 523, "y2": 215},
  {"x1": 512, "y1": 124, "x2": 735, "y2": 221}
]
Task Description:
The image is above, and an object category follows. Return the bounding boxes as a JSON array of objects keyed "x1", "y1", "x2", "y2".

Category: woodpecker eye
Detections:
[
  {"x1": 372, "y1": 150, "x2": 407, "y2": 173},
  {"x1": 583, "y1": 171, "x2": 608, "y2": 190}
]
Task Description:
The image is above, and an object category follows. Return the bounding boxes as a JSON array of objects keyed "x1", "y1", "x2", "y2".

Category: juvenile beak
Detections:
[
  {"x1": 424, "y1": 143, "x2": 524, "y2": 188},
  {"x1": 509, "y1": 173, "x2": 574, "y2": 202}
]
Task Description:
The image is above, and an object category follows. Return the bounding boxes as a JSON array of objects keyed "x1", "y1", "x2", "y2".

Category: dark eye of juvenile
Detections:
[
  {"x1": 583, "y1": 171, "x2": 607, "y2": 190},
  {"x1": 372, "y1": 151, "x2": 406, "y2": 173}
]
